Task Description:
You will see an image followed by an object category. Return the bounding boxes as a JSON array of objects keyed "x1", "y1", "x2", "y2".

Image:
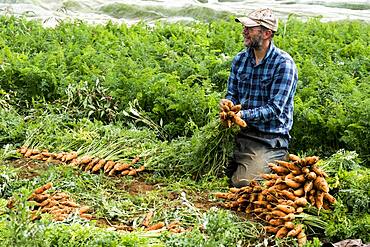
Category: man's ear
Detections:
[{"x1": 264, "y1": 29, "x2": 272, "y2": 39}]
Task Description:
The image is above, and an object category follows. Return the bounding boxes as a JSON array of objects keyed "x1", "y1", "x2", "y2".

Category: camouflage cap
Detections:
[{"x1": 235, "y1": 8, "x2": 278, "y2": 32}]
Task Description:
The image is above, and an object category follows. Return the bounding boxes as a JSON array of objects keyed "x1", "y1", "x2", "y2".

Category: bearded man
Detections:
[{"x1": 220, "y1": 8, "x2": 298, "y2": 187}]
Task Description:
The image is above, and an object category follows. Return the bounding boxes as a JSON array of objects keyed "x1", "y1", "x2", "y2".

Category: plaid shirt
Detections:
[{"x1": 225, "y1": 42, "x2": 298, "y2": 137}]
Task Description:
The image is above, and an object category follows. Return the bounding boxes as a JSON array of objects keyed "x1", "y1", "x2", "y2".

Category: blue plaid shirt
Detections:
[{"x1": 225, "y1": 42, "x2": 298, "y2": 137}]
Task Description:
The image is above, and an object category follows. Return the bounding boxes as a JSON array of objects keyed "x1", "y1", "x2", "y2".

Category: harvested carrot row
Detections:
[{"x1": 17, "y1": 147, "x2": 146, "y2": 177}]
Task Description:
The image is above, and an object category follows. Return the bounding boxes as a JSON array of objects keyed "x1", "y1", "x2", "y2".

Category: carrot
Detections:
[
  {"x1": 276, "y1": 226, "x2": 289, "y2": 238},
  {"x1": 128, "y1": 169, "x2": 137, "y2": 176},
  {"x1": 304, "y1": 180, "x2": 314, "y2": 194},
  {"x1": 34, "y1": 182, "x2": 53, "y2": 194},
  {"x1": 305, "y1": 156, "x2": 319, "y2": 165},
  {"x1": 316, "y1": 191, "x2": 325, "y2": 210},
  {"x1": 276, "y1": 205, "x2": 295, "y2": 214},
  {"x1": 37, "y1": 198, "x2": 51, "y2": 207},
  {"x1": 142, "y1": 210, "x2": 154, "y2": 227},
  {"x1": 65, "y1": 152, "x2": 78, "y2": 162},
  {"x1": 121, "y1": 170, "x2": 130, "y2": 176},
  {"x1": 314, "y1": 176, "x2": 329, "y2": 193},
  {"x1": 19, "y1": 146, "x2": 28, "y2": 154},
  {"x1": 233, "y1": 116, "x2": 247, "y2": 128},
  {"x1": 80, "y1": 156, "x2": 92, "y2": 164},
  {"x1": 80, "y1": 214, "x2": 93, "y2": 220},
  {"x1": 136, "y1": 166, "x2": 145, "y2": 173},
  {"x1": 227, "y1": 119, "x2": 232, "y2": 128},
  {"x1": 294, "y1": 197, "x2": 308, "y2": 207},
  {"x1": 219, "y1": 111, "x2": 227, "y2": 120},
  {"x1": 269, "y1": 218, "x2": 285, "y2": 226},
  {"x1": 324, "y1": 192, "x2": 337, "y2": 204},
  {"x1": 275, "y1": 160, "x2": 301, "y2": 172},
  {"x1": 229, "y1": 187, "x2": 241, "y2": 193},
  {"x1": 308, "y1": 194, "x2": 316, "y2": 205},
  {"x1": 147, "y1": 222, "x2": 165, "y2": 231},
  {"x1": 296, "y1": 207, "x2": 304, "y2": 213},
  {"x1": 32, "y1": 194, "x2": 49, "y2": 203},
  {"x1": 271, "y1": 210, "x2": 287, "y2": 217},
  {"x1": 279, "y1": 190, "x2": 296, "y2": 201},
  {"x1": 306, "y1": 171, "x2": 317, "y2": 180},
  {"x1": 104, "y1": 160, "x2": 116, "y2": 173},
  {"x1": 297, "y1": 230, "x2": 307, "y2": 247},
  {"x1": 288, "y1": 154, "x2": 301, "y2": 163},
  {"x1": 92, "y1": 159, "x2": 106, "y2": 172},
  {"x1": 84, "y1": 157, "x2": 100, "y2": 172},
  {"x1": 220, "y1": 104, "x2": 230, "y2": 112},
  {"x1": 60, "y1": 201, "x2": 79, "y2": 208},
  {"x1": 287, "y1": 224, "x2": 303, "y2": 237},
  {"x1": 285, "y1": 221, "x2": 295, "y2": 229},
  {"x1": 230, "y1": 104, "x2": 242, "y2": 112},
  {"x1": 115, "y1": 163, "x2": 131, "y2": 171},
  {"x1": 268, "y1": 163, "x2": 290, "y2": 175},
  {"x1": 285, "y1": 177, "x2": 302, "y2": 189},
  {"x1": 261, "y1": 173, "x2": 280, "y2": 180},
  {"x1": 215, "y1": 192, "x2": 230, "y2": 199},
  {"x1": 24, "y1": 149, "x2": 33, "y2": 157},
  {"x1": 292, "y1": 174, "x2": 305, "y2": 183},
  {"x1": 293, "y1": 187, "x2": 305, "y2": 197},
  {"x1": 264, "y1": 226, "x2": 279, "y2": 233},
  {"x1": 301, "y1": 167, "x2": 310, "y2": 174},
  {"x1": 79, "y1": 206, "x2": 90, "y2": 214},
  {"x1": 312, "y1": 164, "x2": 328, "y2": 178}
]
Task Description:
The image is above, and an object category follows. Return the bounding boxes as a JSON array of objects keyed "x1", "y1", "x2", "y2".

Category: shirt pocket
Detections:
[{"x1": 260, "y1": 75, "x2": 272, "y2": 98}]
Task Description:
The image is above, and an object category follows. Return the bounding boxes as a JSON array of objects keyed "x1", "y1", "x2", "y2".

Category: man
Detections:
[{"x1": 221, "y1": 8, "x2": 298, "y2": 188}]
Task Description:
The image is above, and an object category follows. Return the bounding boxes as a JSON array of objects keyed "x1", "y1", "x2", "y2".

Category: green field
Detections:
[{"x1": 0, "y1": 15, "x2": 369, "y2": 246}]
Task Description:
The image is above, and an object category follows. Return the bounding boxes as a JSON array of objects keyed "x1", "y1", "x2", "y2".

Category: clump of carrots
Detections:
[
  {"x1": 141, "y1": 210, "x2": 186, "y2": 233},
  {"x1": 219, "y1": 99, "x2": 247, "y2": 128},
  {"x1": 26, "y1": 182, "x2": 93, "y2": 221},
  {"x1": 17, "y1": 147, "x2": 145, "y2": 177},
  {"x1": 215, "y1": 154, "x2": 336, "y2": 246}
]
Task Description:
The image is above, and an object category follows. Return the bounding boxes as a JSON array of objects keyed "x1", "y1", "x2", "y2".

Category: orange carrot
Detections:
[
  {"x1": 230, "y1": 104, "x2": 242, "y2": 112},
  {"x1": 92, "y1": 159, "x2": 106, "y2": 172},
  {"x1": 115, "y1": 163, "x2": 131, "y2": 171},
  {"x1": 306, "y1": 171, "x2": 317, "y2": 180},
  {"x1": 288, "y1": 154, "x2": 301, "y2": 163},
  {"x1": 304, "y1": 180, "x2": 314, "y2": 194},
  {"x1": 34, "y1": 182, "x2": 53, "y2": 194},
  {"x1": 287, "y1": 224, "x2": 303, "y2": 237},
  {"x1": 294, "y1": 197, "x2": 308, "y2": 207},
  {"x1": 233, "y1": 116, "x2": 247, "y2": 127},
  {"x1": 293, "y1": 187, "x2": 305, "y2": 197},
  {"x1": 312, "y1": 164, "x2": 328, "y2": 178},
  {"x1": 305, "y1": 156, "x2": 319, "y2": 165},
  {"x1": 79, "y1": 206, "x2": 90, "y2": 214},
  {"x1": 147, "y1": 222, "x2": 165, "y2": 231},
  {"x1": 276, "y1": 226, "x2": 289, "y2": 238},
  {"x1": 276, "y1": 205, "x2": 295, "y2": 214},
  {"x1": 314, "y1": 176, "x2": 329, "y2": 193},
  {"x1": 264, "y1": 226, "x2": 279, "y2": 233},
  {"x1": 324, "y1": 192, "x2": 337, "y2": 204},
  {"x1": 104, "y1": 160, "x2": 116, "y2": 173}
]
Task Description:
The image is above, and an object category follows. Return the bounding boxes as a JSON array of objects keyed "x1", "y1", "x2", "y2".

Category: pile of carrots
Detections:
[
  {"x1": 219, "y1": 99, "x2": 247, "y2": 128},
  {"x1": 17, "y1": 147, "x2": 145, "y2": 177},
  {"x1": 215, "y1": 154, "x2": 336, "y2": 246},
  {"x1": 27, "y1": 182, "x2": 93, "y2": 221}
]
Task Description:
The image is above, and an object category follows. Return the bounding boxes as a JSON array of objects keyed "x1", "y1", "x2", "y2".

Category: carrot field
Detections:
[{"x1": 0, "y1": 15, "x2": 369, "y2": 246}]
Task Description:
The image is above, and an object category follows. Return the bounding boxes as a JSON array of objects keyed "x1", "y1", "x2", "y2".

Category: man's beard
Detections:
[{"x1": 245, "y1": 33, "x2": 263, "y2": 49}]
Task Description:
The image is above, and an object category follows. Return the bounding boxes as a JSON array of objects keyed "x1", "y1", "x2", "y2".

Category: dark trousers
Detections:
[{"x1": 229, "y1": 129, "x2": 289, "y2": 188}]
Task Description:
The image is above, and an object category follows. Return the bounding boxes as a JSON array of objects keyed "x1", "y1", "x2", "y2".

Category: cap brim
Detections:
[{"x1": 235, "y1": 17, "x2": 260, "y2": 27}]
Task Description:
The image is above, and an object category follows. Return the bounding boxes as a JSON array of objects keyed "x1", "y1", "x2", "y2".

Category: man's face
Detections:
[{"x1": 242, "y1": 26, "x2": 263, "y2": 49}]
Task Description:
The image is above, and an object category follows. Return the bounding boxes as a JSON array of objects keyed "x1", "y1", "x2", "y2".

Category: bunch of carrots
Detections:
[
  {"x1": 18, "y1": 147, "x2": 145, "y2": 177},
  {"x1": 26, "y1": 182, "x2": 92, "y2": 221},
  {"x1": 215, "y1": 154, "x2": 336, "y2": 246},
  {"x1": 219, "y1": 99, "x2": 247, "y2": 128}
]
